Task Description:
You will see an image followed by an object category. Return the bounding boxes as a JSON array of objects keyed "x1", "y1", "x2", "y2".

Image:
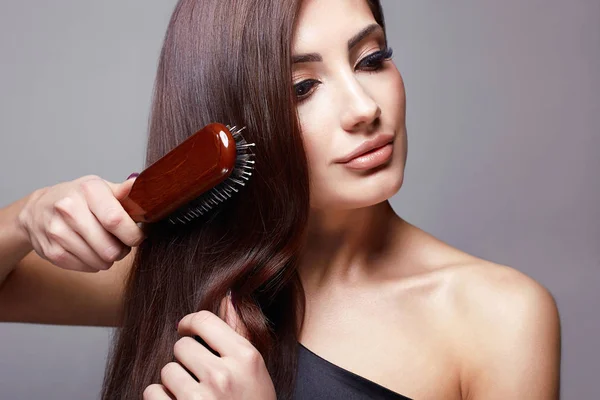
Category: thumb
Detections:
[
  {"x1": 104, "y1": 173, "x2": 138, "y2": 201},
  {"x1": 218, "y1": 291, "x2": 250, "y2": 340}
]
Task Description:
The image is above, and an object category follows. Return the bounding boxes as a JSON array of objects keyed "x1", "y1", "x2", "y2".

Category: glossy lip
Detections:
[{"x1": 335, "y1": 134, "x2": 395, "y2": 164}]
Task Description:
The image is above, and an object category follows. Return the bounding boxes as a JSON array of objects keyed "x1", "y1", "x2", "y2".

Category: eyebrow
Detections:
[{"x1": 292, "y1": 23, "x2": 383, "y2": 64}]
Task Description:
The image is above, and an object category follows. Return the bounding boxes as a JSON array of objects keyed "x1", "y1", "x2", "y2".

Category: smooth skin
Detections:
[
  {"x1": 0, "y1": 0, "x2": 560, "y2": 399},
  {"x1": 0, "y1": 176, "x2": 141, "y2": 326}
]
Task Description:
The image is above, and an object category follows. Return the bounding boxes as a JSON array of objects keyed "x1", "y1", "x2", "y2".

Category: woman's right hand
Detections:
[{"x1": 16, "y1": 174, "x2": 145, "y2": 273}]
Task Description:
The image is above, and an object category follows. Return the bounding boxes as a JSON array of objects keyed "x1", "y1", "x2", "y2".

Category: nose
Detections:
[{"x1": 339, "y1": 74, "x2": 381, "y2": 132}]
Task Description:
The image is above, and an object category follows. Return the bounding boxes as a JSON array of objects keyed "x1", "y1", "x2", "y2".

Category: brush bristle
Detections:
[{"x1": 167, "y1": 125, "x2": 255, "y2": 225}]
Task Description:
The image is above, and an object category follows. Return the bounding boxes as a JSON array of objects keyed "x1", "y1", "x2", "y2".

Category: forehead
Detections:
[{"x1": 293, "y1": 0, "x2": 377, "y2": 51}]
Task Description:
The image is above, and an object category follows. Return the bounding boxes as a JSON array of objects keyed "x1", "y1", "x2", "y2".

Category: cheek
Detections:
[
  {"x1": 297, "y1": 111, "x2": 333, "y2": 180},
  {"x1": 298, "y1": 130, "x2": 337, "y2": 209},
  {"x1": 300, "y1": 131, "x2": 328, "y2": 181},
  {"x1": 381, "y1": 67, "x2": 406, "y2": 122}
]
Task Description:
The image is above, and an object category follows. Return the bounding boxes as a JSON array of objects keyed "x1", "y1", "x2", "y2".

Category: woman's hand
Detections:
[
  {"x1": 143, "y1": 293, "x2": 277, "y2": 400},
  {"x1": 16, "y1": 174, "x2": 145, "y2": 272}
]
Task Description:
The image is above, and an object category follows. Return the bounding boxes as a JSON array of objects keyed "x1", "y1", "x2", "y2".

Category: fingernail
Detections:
[{"x1": 126, "y1": 172, "x2": 139, "y2": 180}]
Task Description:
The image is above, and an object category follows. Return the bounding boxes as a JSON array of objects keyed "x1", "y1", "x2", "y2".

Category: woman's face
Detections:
[{"x1": 292, "y1": 0, "x2": 407, "y2": 211}]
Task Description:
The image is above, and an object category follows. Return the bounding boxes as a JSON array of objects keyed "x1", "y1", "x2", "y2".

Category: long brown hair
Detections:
[{"x1": 101, "y1": 1, "x2": 386, "y2": 399}]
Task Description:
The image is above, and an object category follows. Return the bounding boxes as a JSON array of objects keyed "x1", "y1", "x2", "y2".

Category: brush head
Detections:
[{"x1": 120, "y1": 123, "x2": 255, "y2": 225}]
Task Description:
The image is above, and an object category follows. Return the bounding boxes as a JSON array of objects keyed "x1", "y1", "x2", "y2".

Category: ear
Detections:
[{"x1": 218, "y1": 291, "x2": 251, "y2": 340}]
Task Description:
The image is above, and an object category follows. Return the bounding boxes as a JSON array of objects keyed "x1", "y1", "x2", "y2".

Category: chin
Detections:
[
  {"x1": 315, "y1": 167, "x2": 405, "y2": 210},
  {"x1": 360, "y1": 167, "x2": 404, "y2": 206}
]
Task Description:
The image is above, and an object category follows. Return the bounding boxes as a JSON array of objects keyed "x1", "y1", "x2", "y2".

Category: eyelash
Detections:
[{"x1": 293, "y1": 46, "x2": 394, "y2": 102}]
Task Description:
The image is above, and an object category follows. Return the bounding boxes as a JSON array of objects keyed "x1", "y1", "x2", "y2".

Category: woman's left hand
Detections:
[{"x1": 143, "y1": 293, "x2": 277, "y2": 400}]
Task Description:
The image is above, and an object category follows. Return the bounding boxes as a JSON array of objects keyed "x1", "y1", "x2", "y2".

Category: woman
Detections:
[{"x1": 0, "y1": 0, "x2": 560, "y2": 399}]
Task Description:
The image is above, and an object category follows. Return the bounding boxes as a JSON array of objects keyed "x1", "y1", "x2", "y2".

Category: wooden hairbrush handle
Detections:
[{"x1": 120, "y1": 123, "x2": 237, "y2": 223}]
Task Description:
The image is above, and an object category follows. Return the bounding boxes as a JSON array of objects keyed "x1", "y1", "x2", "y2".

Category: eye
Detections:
[
  {"x1": 356, "y1": 46, "x2": 394, "y2": 71},
  {"x1": 292, "y1": 46, "x2": 394, "y2": 103},
  {"x1": 293, "y1": 79, "x2": 320, "y2": 102}
]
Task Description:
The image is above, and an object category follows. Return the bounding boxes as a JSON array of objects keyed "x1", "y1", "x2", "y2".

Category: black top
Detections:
[{"x1": 293, "y1": 343, "x2": 413, "y2": 400}]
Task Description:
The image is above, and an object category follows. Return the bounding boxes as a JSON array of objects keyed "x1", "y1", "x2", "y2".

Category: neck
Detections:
[{"x1": 298, "y1": 200, "x2": 407, "y2": 291}]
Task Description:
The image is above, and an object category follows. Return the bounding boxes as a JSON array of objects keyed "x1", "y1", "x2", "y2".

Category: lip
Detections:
[{"x1": 335, "y1": 134, "x2": 395, "y2": 164}]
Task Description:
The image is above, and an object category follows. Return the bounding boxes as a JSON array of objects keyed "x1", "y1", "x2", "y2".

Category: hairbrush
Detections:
[{"x1": 119, "y1": 123, "x2": 255, "y2": 225}]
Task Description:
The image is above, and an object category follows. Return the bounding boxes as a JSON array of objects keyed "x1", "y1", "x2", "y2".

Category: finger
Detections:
[
  {"x1": 104, "y1": 176, "x2": 137, "y2": 201},
  {"x1": 114, "y1": 245, "x2": 131, "y2": 261},
  {"x1": 142, "y1": 384, "x2": 175, "y2": 400},
  {"x1": 160, "y1": 362, "x2": 201, "y2": 399},
  {"x1": 177, "y1": 310, "x2": 251, "y2": 358},
  {"x1": 79, "y1": 177, "x2": 145, "y2": 247},
  {"x1": 173, "y1": 336, "x2": 222, "y2": 382},
  {"x1": 45, "y1": 211, "x2": 112, "y2": 270},
  {"x1": 218, "y1": 291, "x2": 250, "y2": 339},
  {"x1": 38, "y1": 234, "x2": 97, "y2": 273},
  {"x1": 54, "y1": 196, "x2": 126, "y2": 268}
]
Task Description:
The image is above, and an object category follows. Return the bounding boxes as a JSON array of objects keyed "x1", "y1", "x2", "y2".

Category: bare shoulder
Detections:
[
  {"x1": 406, "y1": 224, "x2": 559, "y2": 324},
  {"x1": 398, "y1": 223, "x2": 560, "y2": 397},
  {"x1": 403, "y1": 223, "x2": 559, "y2": 331},
  {"x1": 448, "y1": 260, "x2": 559, "y2": 323},
  {"x1": 439, "y1": 260, "x2": 561, "y2": 398}
]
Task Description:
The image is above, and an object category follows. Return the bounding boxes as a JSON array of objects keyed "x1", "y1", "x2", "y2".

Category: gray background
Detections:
[{"x1": 0, "y1": 0, "x2": 598, "y2": 398}]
